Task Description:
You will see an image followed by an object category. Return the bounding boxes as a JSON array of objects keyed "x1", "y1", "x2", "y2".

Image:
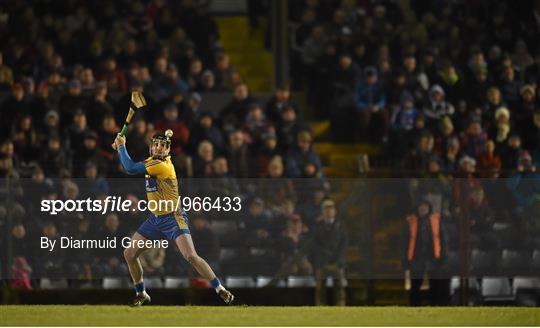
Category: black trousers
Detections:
[{"x1": 410, "y1": 276, "x2": 450, "y2": 306}]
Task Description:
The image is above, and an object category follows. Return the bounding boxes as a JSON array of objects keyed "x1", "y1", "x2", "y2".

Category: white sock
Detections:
[{"x1": 215, "y1": 285, "x2": 225, "y2": 293}]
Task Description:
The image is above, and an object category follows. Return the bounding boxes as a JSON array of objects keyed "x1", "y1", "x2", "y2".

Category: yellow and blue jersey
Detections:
[
  {"x1": 118, "y1": 144, "x2": 189, "y2": 240},
  {"x1": 144, "y1": 156, "x2": 179, "y2": 215}
]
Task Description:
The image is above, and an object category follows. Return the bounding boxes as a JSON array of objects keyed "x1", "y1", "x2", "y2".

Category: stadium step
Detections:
[
  {"x1": 216, "y1": 16, "x2": 273, "y2": 93},
  {"x1": 311, "y1": 121, "x2": 330, "y2": 139}
]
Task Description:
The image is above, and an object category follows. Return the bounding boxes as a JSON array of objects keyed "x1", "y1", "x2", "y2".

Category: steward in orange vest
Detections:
[
  {"x1": 403, "y1": 200, "x2": 446, "y2": 274},
  {"x1": 402, "y1": 200, "x2": 448, "y2": 305}
]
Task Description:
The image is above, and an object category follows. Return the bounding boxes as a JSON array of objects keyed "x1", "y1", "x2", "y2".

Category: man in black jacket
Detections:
[{"x1": 311, "y1": 199, "x2": 347, "y2": 306}]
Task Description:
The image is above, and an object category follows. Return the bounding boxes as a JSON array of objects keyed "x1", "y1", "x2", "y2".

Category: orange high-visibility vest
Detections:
[{"x1": 406, "y1": 213, "x2": 441, "y2": 261}]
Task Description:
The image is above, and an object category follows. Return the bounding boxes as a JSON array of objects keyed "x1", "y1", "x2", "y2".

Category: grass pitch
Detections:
[{"x1": 0, "y1": 305, "x2": 539, "y2": 326}]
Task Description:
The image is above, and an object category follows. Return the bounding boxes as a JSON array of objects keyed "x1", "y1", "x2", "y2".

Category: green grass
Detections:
[{"x1": 1, "y1": 306, "x2": 539, "y2": 326}]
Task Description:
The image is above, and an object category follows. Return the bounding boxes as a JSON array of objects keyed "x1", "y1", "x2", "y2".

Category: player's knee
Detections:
[
  {"x1": 123, "y1": 248, "x2": 136, "y2": 262},
  {"x1": 183, "y1": 252, "x2": 198, "y2": 264}
]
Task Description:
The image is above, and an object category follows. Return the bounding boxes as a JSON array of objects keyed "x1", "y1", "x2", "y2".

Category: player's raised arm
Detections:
[{"x1": 115, "y1": 133, "x2": 146, "y2": 175}]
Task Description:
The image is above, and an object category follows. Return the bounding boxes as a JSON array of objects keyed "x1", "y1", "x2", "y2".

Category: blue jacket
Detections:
[
  {"x1": 506, "y1": 171, "x2": 540, "y2": 207},
  {"x1": 354, "y1": 80, "x2": 386, "y2": 110},
  {"x1": 392, "y1": 107, "x2": 418, "y2": 131}
]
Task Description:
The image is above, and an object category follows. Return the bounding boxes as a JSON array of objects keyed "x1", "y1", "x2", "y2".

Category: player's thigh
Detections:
[
  {"x1": 174, "y1": 234, "x2": 198, "y2": 259},
  {"x1": 124, "y1": 232, "x2": 149, "y2": 259}
]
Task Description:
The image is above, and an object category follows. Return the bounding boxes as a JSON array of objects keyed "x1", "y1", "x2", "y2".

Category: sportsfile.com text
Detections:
[{"x1": 40, "y1": 196, "x2": 242, "y2": 215}]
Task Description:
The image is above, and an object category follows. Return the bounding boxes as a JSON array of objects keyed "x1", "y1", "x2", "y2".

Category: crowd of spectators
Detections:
[
  {"x1": 290, "y1": 0, "x2": 540, "y2": 266},
  {"x1": 0, "y1": 0, "x2": 346, "y2": 289},
  {"x1": 289, "y1": 0, "x2": 540, "y2": 307},
  {"x1": 2, "y1": 0, "x2": 540, "y2": 297},
  {"x1": 291, "y1": 0, "x2": 540, "y2": 175}
]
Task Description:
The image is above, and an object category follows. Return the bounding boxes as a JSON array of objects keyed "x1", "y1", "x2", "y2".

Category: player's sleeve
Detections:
[
  {"x1": 118, "y1": 144, "x2": 146, "y2": 175},
  {"x1": 144, "y1": 159, "x2": 168, "y2": 177}
]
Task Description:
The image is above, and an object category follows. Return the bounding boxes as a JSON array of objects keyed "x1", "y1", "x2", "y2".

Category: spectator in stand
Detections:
[
  {"x1": 225, "y1": 130, "x2": 250, "y2": 178},
  {"x1": 42, "y1": 110, "x2": 61, "y2": 141},
  {"x1": 7, "y1": 222, "x2": 31, "y2": 265},
  {"x1": 98, "y1": 213, "x2": 127, "y2": 276},
  {"x1": 220, "y1": 83, "x2": 256, "y2": 134},
  {"x1": 277, "y1": 105, "x2": 308, "y2": 152},
  {"x1": 511, "y1": 40, "x2": 533, "y2": 80},
  {"x1": 501, "y1": 134, "x2": 523, "y2": 173},
  {"x1": 198, "y1": 70, "x2": 222, "y2": 93},
  {"x1": 435, "y1": 61, "x2": 464, "y2": 106},
  {"x1": 193, "y1": 141, "x2": 214, "y2": 178},
  {"x1": 242, "y1": 104, "x2": 272, "y2": 147},
  {"x1": 404, "y1": 132, "x2": 435, "y2": 174},
  {"x1": 187, "y1": 58, "x2": 204, "y2": 90},
  {"x1": 522, "y1": 110, "x2": 540, "y2": 152},
  {"x1": 483, "y1": 87, "x2": 505, "y2": 126},
  {"x1": 252, "y1": 130, "x2": 280, "y2": 178},
  {"x1": 0, "y1": 83, "x2": 29, "y2": 140},
  {"x1": 155, "y1": 103, "x2": 190, "y2": 154},
  {"x1": 489, "y1": 106, "x2": 512, "y2": 153},
  {"x1": 11, "y1": 114, "x2": 39, "y2": 163},
  {"x1": 58, "y1": 79, "x2": 86, "y2": 129},
  {"x1": 468, "y1": 186, "x2": 496, "y2": 247},
  {"x1": 440, "y1": 137, "x2": 461, "y2": 174},
  {"x1": 39, "y1": 135, "x2": 69, "y2": 178},
  {"x1": 258, "y1": 155, "x2": 297, "y2": 217},
  {"x1": 181, "y1": 92, "x2": 203, "y2": 128},
  {"x1": 72, "y1": 131, "x2": 106, "y2": 178},
  {"x1": 402, "y1": 53, "x2": 429, "y2": 102},
  {"x1": 285, "y1": 131, "x2": 322, "y2": 178},
  {"x1": 354, "y1": 66, "x2": 388, "y2": 143},
  {"x1": 467, "y1": 67, "x2": 490, "y2": 110},
  {"x1": 311, "y1": 199, "x2": 347, "y2": 306},
  {"x1": 239, "y1": 197, "x2": 274, "y2": 249},
  {"x1": 188, "y1": 112, "x2": 223, "y2": 151},
  {"x1": 33, "y1": 222, "x2": 65, "y2": 278},
  {"x1": 157, "y1": 64, "x2": 189, "y2": 102},
  {"x1": 271, "y1": 214, "x2": 312, "y2": 282},
  {"x1": 80, "y1": 68, "x2": 96, "y2": 96},
  {"x1": 99, "y1": 57, "x2": 127, "y2": 95},
  {"x1": 266, "y1": 85, "x2": 301, "y2": 123},
  {"x1": 332, "y1": 54, "x2": 358, "y2": 95},
  {"x1": 98, "y1": 115, "x2": 120, "y2": 155},
  {"x1": 86, "y1": 81, "x2": 114, "y2": 131},
  {"x1": 498, "y1": 65, "x2": 522, "y2": 109},
  {"x1": 515, "y1": 84, "x2": 536, "y2": 127},
  {"x1": 79, "y1": 162, "x2": 109, "y2": 199},
  {"x1": 506, "y1": 151, "x2": 540, "y2": 229},
  {"x1": 460, "y1": 119, "x2": 488, "y2": 159},
  {"x1": 386, "y1": 70, "x2": 409, "y2": 111},
  {"x1": 65, "y1": 109, "x2": 90, "y2": 156},
  {"x1": 524, "y1": 49, "x2": 540, "y2": 86},
  {"x1": 477, "y1": 140, "x2": 502, "y2": 178},
  {"x1": 5, "y1": 222, "x2": 32, "y2": 290},
  {"x1": 423, "y1": 85, "x2": 455, "y2": 132},
  {"x1": 391, "y1": 93, "x2": 419, "y2": 133},
  {"x1": 435, "y1": 116, "x2": 457, "y2": 155},
  {"x1": 0, "y1": 139, "x2": 19, "y2": 171},
  {"x1": 213, "y1": 53, "x2": 234, "y2": 89}
]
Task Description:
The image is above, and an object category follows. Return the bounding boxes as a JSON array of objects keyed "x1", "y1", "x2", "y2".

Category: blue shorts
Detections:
[{"x1": 137, "y1": 211, "x2": 190, "y2": 241}]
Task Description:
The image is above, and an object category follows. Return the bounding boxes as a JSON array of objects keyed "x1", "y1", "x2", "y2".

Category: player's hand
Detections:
[{"x1": 114, "y1": 133, "x2": 126, "y2": 149}]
